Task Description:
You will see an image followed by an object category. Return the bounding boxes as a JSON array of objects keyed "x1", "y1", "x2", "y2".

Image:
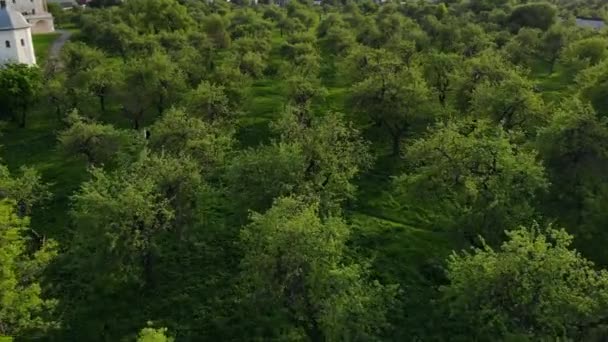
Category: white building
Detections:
[
  {"x1": 0, "y1": 4, "x2": 36, "y2": 65},
  {"x1": 5, "y1": 0, "x2": 54, "y2": 33}
]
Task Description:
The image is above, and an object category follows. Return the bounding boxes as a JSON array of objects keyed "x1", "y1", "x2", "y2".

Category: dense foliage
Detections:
[{"x1": 2, "y1": 0, "x2": 608, "y2": 340}]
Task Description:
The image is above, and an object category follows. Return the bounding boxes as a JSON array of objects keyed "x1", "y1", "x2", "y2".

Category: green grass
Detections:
[
  {"x1": 529, "y1": 58, "x2": 577, "y2": 103},
  {"x1": 33, "y1": 32, "x2": 61, "y2": 65},
  {"x1": 0, "y1": 109, "x2": 87, "y2": 241}
]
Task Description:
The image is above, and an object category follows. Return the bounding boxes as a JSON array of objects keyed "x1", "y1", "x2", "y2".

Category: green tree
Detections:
[
  {"x1": 442, "y1": 225, "x2": 608, "y2": 340},
  {"x1": 421, "y1": 51, "x2": 460, "y2": 107},
  {"x1": 541, "y1": 24, "x2": 570, "y2": 74},
  {"x1": 0, "y1": 166, "x2": 50, "y2": 218},
  {"x1": 137, "y1": 326, "x2": 174, "y2": 342},
  {"x1": 538, "y1": 99, "x2": 608, "y2": 263},
  {"x1": 82, "y1": 61, "x2": 120, "y2": 114},
  {"x1": 122, "y1": 0, "x2": 195, "y2": 34},
  {"x1": 226, "y1": 109, "x2": 370, "y2": 217},
  {"x1": 508, "y1": 3, "x2": 557, "y2": 32},
  {"x1": 202, "y1": 14, "x2": 231, "y2": 49},
  {"x1": 58, "y1": 111, "x2": 135, "y2": 167},
  {"x1": 118, "y1": 52, "x2": 185, "y2": 129},
  {"x1": 562, "y1": 37, "x2": 608, "y2": 71},
  {"x1": 0, "y1": 64, "x2": 43, "y2": 127},
  {"x1": 183, "y1": 81, "x2": 234, "y2": 123},
  {"x1": 0, "y1": 200, "x2": 57, "y2": 338},
  {"x1": 240, "y1": 197, "x2": 397, "y2": 341},
  {"x1": 577, "y1": 60, "x2": 608, "y2": 115},
  {"x1": 394, "y1": 119, "x2": 547, "y2": 243},
  {"x1": 70, "y1": 152, "x2": 204, "y2": 289},
  {"x1": 149, "y1": 108, "x2": 234, "y2": 174},
  {"x1": 470, "y1": 74, "x2": 547, "y2": 135},
  {"x1": 503, "y1": 28, "x2": 542, "y2": 67},
  {"x1": 350, "y1": 63, "x2": 436, "y2": 155}
]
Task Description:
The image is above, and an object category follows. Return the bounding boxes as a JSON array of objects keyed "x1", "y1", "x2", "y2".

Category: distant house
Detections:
[{"x1": 576, "y1": 17, "x2": 605, "y2": 30}]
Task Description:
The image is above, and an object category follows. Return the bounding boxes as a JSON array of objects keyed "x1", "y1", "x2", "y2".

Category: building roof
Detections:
[
  {"x1": 0, "y1": 8, "x2": 30, "y2": 31},
  {"x1": 576, "y1": 18, "x2": 605, "y2": 30}
]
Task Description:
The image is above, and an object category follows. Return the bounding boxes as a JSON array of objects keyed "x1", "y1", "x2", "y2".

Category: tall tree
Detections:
[
  {"x1": 538, "y1": 99, "x2": 608, "y2": 263},
  {"x1": 118, "y1": 52, "x2": 185, "y2": 129},
  {"x1": 394, "y1": 119, "x2": 547, "y2": 244},
  {"x1": 58, "y1": 111, "x2": 137, "y2": 167},
  {"x1": 240, "y1": 197, "x2": 397, "y2": 341},
  {"x1": 0, "y1": 64, "x2": 43, "y2": 127},
  {"x1": 149, "y1": 108, "x2": 234, "y2": 175},
  {"x1": 350, "y1": 63, "x2": 436, "y2": 155}
]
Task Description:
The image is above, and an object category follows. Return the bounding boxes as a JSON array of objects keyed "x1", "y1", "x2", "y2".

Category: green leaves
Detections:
[
  {"x1": 442, "y1": 224, "x2": 608, "y2": 340},
  {"x1": 395, "y1": 119, "x2": 547, "y2": 242},
  {"x1": 240, "y1": 197, "x2": 397, "y2": 341},
  {"x1": 0, "y1": 64, "x2": 42, "y2": 127},
  {"x1": 0, "y1": 201, "x2": 57, "y2": 338}
]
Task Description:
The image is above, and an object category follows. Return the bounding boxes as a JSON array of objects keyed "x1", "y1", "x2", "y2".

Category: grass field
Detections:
[{"x1": 32, "y1": 32, "x2": 61, "y2": 64}]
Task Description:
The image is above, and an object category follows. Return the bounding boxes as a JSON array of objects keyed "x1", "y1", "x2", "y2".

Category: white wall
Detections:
[
  {"x1": 0, "y1": 27, "x2": 36, "y2": 65},
  {"x1": 6, "y1": 0, "x2": 45, "y2": 16}
]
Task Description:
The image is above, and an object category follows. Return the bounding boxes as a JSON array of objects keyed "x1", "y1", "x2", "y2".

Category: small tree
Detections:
[{"x1": 137, "y1": 326, "x2": 174, "y2": 342}]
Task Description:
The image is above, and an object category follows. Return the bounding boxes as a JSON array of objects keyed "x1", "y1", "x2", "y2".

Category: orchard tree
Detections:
[
  {"x1": 508, "y1": 3, "x2": 557, "y2": 32},
  {"x1": 470, "y1": 74, "x2": 547, "y2": 135},
  {"x1": 451, "y1": 51, "x2": 517, "y2": 112},
  {"x1": 538, "y1": 99, "x2": 608, "y2": 263},
  {"x1": 240, "y1": 197, "x2": 397, "y2": 341},
  {"x1": 0, "y1": 166, "x2": 50, "y2": 218},
  {"x1": 577, "y1": 60, "x2": 608, "y2": 114},
  {"x1": 149, "y1": 108, "x2": 234, "y2": 174},
  {"x1": 394, "y1": 119, "x2": 548, "y2": 244},
  {"x1": 122, "y1": 0, "x2": 195, "y2": 34},
  {"x1": 562, "y1": 37, "x2": 608, "y2": 71},
  {"x1": 227, "y1": 109, "x2": 371, "y2": 217},
  {"x1": 502, "y1": 28, "x2": 542, "y2": 67},
  {"x1": 285, "y1": 74, "x2": 328, "y2": 108},
  {"x1": 421, "y1": 52, "x2": 461, "y2": 107},
  {"x1": 58, "y1": 111, "x2": 136, "y2": 167},
  {"x1": 82, "y1": 61, "x2": 120, "y2": 114},
  {"x1": 118, "y1": 52, "x2": 185, "y2": 129},
  {"x1": 442, "y1": 225, "x2": 608, "y2": 340},
  {"x1": 274, "y1": 108, "x2": 372, "y2": 213},
  {"x1": 542, "y1": 24, "x2": 571, "y2": 74},
  {"x1": 137, "y1": 326, "x2": 173, "y2": 342},
  {"x1": 202, "y1": 14, "x2": 231, "y2": 48},
  {"x1": 350, "y1": 64, "x2": 436, "y2": 155},
  {"x1": 0, "y1": 201, "x2": 57, "y2": 339},
  {"x1": 0, "y1": 64, "x2": 43, "y2": 127},
  {"x1": 226, "y1": 142, "x2": 305, "y2": 217},
  {"x1": 183, "y1": 81, "x2": 233, "y2": 123},
  {"x1": 70, "y1": 152, "x2": 204, "y2": 289}
]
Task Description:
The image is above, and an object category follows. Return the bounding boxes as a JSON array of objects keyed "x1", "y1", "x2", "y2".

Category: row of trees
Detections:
[{"x1": 2, "y1": 0, "x2": 608, "y2": 340}]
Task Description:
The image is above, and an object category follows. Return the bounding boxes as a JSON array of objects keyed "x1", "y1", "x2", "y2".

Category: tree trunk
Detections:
[
  {"x1": 548, "y1": 56, "x2": 557, "y2": 75},
  {"x1": 99, "y1": 94, "x2": 106, "y2": 113},
  {"x1": 391, "y1": 132, "x2": 402, "y2": 156},
  {"x1": 142, "y1": 248, "x2": 154, "y2": 288},
  {"x1": 19, "y1": 107, "x2": 27, "y2": 128}
]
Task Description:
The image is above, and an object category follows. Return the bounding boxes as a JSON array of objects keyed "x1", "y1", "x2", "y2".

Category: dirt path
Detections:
[
  {"x1": 45, "y1": 30, "x2": 72, "y2": 72},
  {"x1": 49, "y1": 30, "x2": 72, "y2": 60}
]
